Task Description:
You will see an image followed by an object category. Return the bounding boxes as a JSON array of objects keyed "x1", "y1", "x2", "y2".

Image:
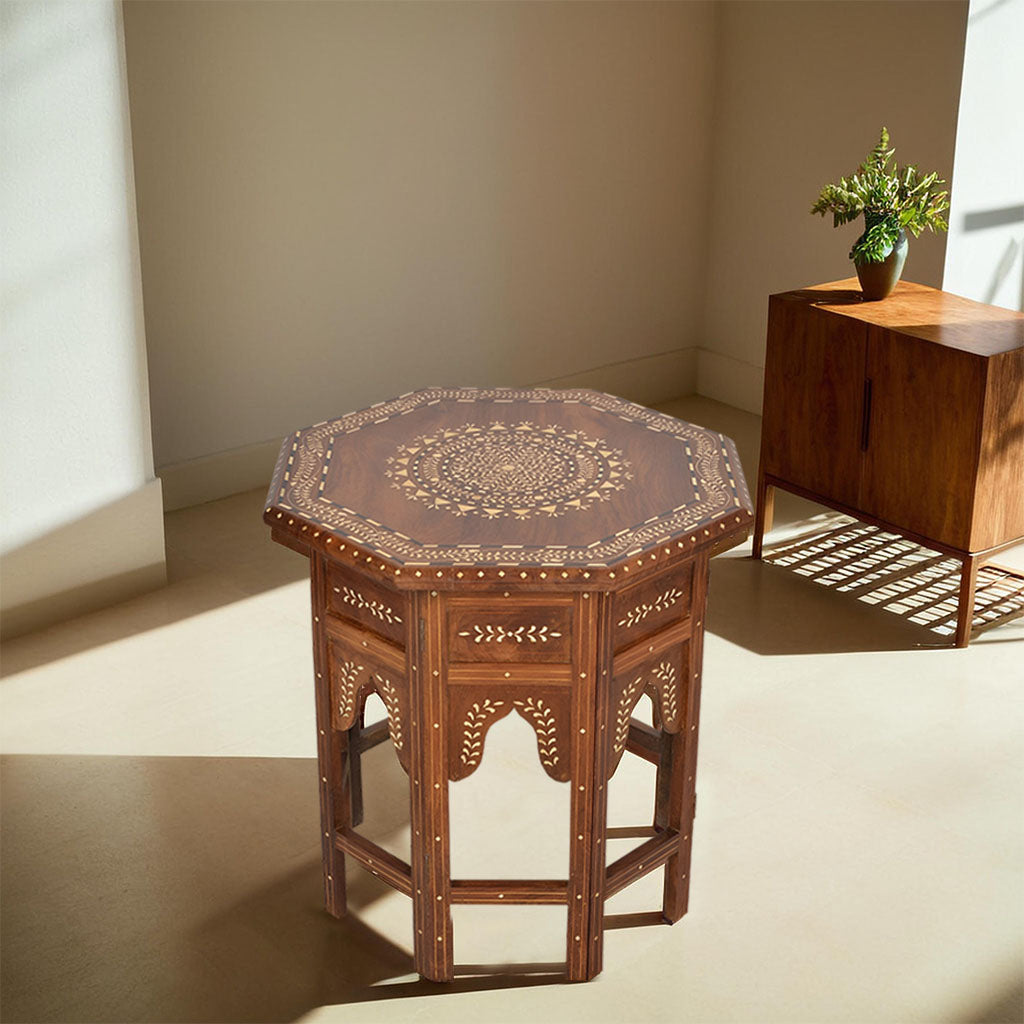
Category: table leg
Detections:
[
  {"x1": 567, "y1": 743, "x2": 609, "y2": 980},
  {"x1": 660, "y1": 730, "x2": 695, "y2": 923},
  {"x1": 348, "y1": 714, "x2": 364, "y2": 828},
  {"x1": 410, "y1": 591, "x2": 454, "y2": 982},
  {"x1": 752, "y1": 467, "x2": 774, "y2": 559},
  {"x1": 954, "y1": 555, "x2": 980, "y2": 649},
  {"x1": 311, "y1": 555, "x2": 348, "y2": 918},
  {"x1": 653, "y1": 728, "x2": 673, "y2": 832},
  {"x1": 663, "y1": 556, "x2": 707, "y2": 922},
  {"x1": 566, "y1": 591, "x2": 609, "y2": 982}
]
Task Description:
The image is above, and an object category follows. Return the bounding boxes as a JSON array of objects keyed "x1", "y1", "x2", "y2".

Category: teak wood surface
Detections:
[
  {"x1": 754, "y1": 279, "x2": 1024, "y2": 647},
  {"x1": 264, "y1": 387, "x2": 752, "y2": 982}
]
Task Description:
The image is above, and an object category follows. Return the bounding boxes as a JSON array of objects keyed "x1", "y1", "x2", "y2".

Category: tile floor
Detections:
[{"x1": 1, "y1": 396, "x2": 1022, "y2": 1024}]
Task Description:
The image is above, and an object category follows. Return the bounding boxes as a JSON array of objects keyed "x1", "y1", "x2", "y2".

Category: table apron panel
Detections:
[
  {"x1": 325, "y1": 562, "x2": 408, "y2": 646},
  {"x1": 447, "y1": 663, "x2": 573, "y2": 686},
  {"x1": 444, "y1": 594, "x2": 574, "y2": 669},
  {"x1": 447, "y1": 683, "x2": 573, "y2": 782},
  {"x1": 323, "y1": 615, "x2": 406, "y2": 674},
  {"x1": 611, "y1": 619, "x2": 692, "y2": 676},
  {"x1": 612, "y1": 563, "x2": 693, "y2": 648}
]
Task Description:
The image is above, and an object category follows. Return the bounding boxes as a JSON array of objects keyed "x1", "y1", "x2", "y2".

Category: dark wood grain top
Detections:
[
  {"x1": 265, "y1": 388, "x2": 752, "y2": 574},
  {"x1": 773, "y1": 279, "x2": 1024, "y2": 357}
]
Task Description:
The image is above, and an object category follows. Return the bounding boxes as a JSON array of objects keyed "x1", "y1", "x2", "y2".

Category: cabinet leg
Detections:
[
  {"x1": 752, "y1": 469, "x2": 774, "y2": 559},
  {"x1": 954, "y1": 556, "x2": 980, "y2": 649}
]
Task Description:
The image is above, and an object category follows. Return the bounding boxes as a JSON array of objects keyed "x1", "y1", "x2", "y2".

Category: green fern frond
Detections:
[{"x1": 811, "y1": 128, "x2": 950, "y2": 264}]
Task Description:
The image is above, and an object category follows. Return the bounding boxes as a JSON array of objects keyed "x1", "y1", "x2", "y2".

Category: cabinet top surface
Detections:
[
  {"x1": 265, "y1": 387, "x2": 751, "y2": 570},
  {"x1": 773, "y1": 279, "x2": 1024, "y2": 357}
]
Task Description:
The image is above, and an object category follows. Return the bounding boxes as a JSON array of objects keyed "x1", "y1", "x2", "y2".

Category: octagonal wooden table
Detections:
[{"x1": 264, "y1": 387, "x2": 752, "y2": 982}]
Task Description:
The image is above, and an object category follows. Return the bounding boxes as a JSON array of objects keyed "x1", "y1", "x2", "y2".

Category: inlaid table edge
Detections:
[{"x1": 266, "y1": 505, "x2": 753, "y2": 590}]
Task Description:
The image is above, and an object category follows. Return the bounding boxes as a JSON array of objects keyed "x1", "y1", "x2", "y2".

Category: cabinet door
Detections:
[
  {"x1": 861, "y1": 326, "x2": 984, "y2": 550},
  {"x1": 760, "y1": 297, "x2": 867, "y2": 509}
]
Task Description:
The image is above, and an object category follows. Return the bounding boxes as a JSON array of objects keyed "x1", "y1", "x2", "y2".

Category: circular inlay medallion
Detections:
[{"x1": 385, "y1": 421, "x2": 632, "y2": 519}]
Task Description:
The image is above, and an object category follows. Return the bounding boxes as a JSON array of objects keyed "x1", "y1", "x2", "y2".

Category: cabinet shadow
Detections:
[{"x1": 709, "y1": 518, "x2": 1024, "y2": 655}]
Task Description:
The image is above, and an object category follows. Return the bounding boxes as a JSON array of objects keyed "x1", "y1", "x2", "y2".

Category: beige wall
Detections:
[
  {"x1": 699, "y1": 0, "x2": 969, "y2": 413},
  {"x1": 123, "y1": 1, "x2": 717, "y2": 482},
  {"x1": 124, "y1": 0, "x2": 972, "y2": 499},
  {"x1": 1, "y1": 0, "x2": 165, "y2": 638}
]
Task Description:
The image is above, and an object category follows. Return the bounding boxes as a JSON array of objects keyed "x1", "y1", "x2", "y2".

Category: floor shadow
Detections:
[
  {"x1": 0, "y1": 749, "x2": 570, "y2": 1024},
  {"x1": 1, "y1": 489, "x2": 309, "y2": 678},
  {"x1": 763, "y1": 520, "x2": 1024, "y2": 642},
  {"x1": 0, "y1": 488, "x2": 168, "y2": 646},
  {"x1": 709, "y1": 518, "x2": 1024, "y2": 656},
  {"x1": 960, "y1": 981, "x2": 1024, "y2": 1023},
  {"x1": 707, "y1": 554, "x2": 936, "y2": 656}
]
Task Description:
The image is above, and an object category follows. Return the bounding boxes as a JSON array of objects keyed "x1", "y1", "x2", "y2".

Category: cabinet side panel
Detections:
[
  {"x1": 862, "y1": 327, "x2": 985, "y2": 551},
  {"x1": 972, "y1": 349, "x2": 1024, "y2": 551},
  {"x1": 760, "y1": 296, "x2": 866, "y2": 508}
]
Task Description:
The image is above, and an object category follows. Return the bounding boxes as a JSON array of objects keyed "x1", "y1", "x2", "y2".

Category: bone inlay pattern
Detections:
[
  {"x1": 330, "y1": 654, "x2": 410, "y2": 771},
  {"x1": 332, "y1": 585, "x2": 403, "y2": 624},
  {"x1": 513, "y1": 697, "x2": 560, "y2": 772},
  {"x1": 458, "y1": 624, "x2": 563, "y2": 644},
  {"x1": 608, "y1": 657, "x2": 684, "y2": 777},
  {"x1": 617, "y1": 587, "x2": 685, "y2": 628},
  {"x1": 335, "y1": 660, "x2": 364, "y2": 722},
  {"x1": 385, "y1": 421, "x2": 632, "y2": 521},
  {"x1": 460, "y1": 699, "x2": 506, "y2": 770},
  {"x1": 376, "y1": 676, "x2": 404, "y2": 751},
  {"x1": 450, "y1": 693, "x2": 568, "y2": 782},
  {"x1": 614, "y1": 675, "x2": 647, "y2": 758},
  {"x1": 651, "y1": 661, "x2": 679, "y2": 729}
]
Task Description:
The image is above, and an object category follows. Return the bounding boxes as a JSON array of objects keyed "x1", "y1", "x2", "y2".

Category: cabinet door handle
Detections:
[{"x1": 861, "y1": 378, "x2": 873, "y2": 452}]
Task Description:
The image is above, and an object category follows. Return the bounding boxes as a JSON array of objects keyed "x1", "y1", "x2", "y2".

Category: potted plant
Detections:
[{"x1": 811, "y1": 128, "x2": 950, "y2": 300}]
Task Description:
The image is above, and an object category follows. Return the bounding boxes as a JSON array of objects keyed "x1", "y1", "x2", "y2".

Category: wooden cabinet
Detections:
[
  {"x1": 753, "y1": 279, "x2": 1024, "y2": 646},
  {"x1": 760, "y1": 297, "x2": 867, "y2": 510}
]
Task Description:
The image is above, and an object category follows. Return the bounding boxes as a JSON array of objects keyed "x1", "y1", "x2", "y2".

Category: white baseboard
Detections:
[
  {"x1": 1, "y1": 478, "x2": 167, "y2": 640},
  {"x1": 158, "y1": 438, "x2": 284, "y2": 512},
  {"x1": 696, "y1": 349, "x2": 764, "y2": 415},
  {"x1": 158, "y1": 348, "x2": 700, "y2": 511},
  {"x1": 534, "y1": 347, "x2": 698, "y2": 407}
]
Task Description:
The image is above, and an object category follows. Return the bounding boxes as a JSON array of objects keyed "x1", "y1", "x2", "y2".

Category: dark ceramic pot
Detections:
[{"x1": 854, "y1": 227, "x2": 908, "y2": 301}]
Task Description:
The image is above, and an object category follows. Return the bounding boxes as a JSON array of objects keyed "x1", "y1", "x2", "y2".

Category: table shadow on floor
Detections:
[
  {"x1": 0, "y1": 750, "x2": 567, "y2": 1024},
  {"x1": 961, "y1": 981, "x2": 1024, "y2": 1024}
]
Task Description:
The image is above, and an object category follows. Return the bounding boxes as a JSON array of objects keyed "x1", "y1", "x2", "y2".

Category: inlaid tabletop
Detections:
[{"x1": 265, "y1": 387, "x2": 751, "y2": 574}]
